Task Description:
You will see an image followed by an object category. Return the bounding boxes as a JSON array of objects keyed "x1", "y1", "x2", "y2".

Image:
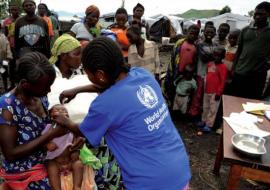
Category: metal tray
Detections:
[{"x1": 231, "y1": 134, "x2": 267, "y2": 156}]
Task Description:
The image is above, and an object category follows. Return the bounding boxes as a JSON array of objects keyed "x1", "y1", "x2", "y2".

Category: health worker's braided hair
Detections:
[{"x1": 82, "y1": 37, "x2": 130, "y2": 81}]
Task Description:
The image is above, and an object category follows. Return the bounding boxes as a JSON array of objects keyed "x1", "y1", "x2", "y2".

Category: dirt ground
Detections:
[{"x1": 159, "y1": 48, "x2": 270, "y2": 190}]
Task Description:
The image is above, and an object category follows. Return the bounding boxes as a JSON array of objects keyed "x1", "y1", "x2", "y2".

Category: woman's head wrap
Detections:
[
  {"x1": 49, "y1": 34, "x2": 81, "y2": 64},
  {"x1": 85, "y1": 5, "x2": 100, "y2": 17}
]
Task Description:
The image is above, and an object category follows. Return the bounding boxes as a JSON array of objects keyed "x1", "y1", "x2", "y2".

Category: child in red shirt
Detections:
[{"x1": 200, "y1": 46, "x2": 227, "y2": 132}]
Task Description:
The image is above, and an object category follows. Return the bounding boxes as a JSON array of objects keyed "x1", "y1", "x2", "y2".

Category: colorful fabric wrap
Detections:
[
  {"x1": 49, "y1": 34, "x2": 81, "y2": 64},
  {"x1": 0, "y1": 164, "x2": 47, "y2": 190},
  {"x1": 80, "y1": 144, "x2": 102, "y2": 170}
]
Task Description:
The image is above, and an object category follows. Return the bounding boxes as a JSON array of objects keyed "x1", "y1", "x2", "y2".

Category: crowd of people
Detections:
[
  {"x1": 165, "y1": 1, "x2": 270, "y2": 134},
  {"x1": 0, "y1": 0, "x2": 269, "y2": 189}
]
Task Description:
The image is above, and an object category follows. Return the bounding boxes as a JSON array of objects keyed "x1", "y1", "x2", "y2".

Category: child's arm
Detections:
[{"x1": 47, "y1": 160, "x2": 62, "y2": 190}]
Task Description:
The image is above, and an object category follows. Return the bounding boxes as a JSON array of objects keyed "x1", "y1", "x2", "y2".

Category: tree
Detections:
[
  {"x1": 0, "y1": 0, "x2": 22, "y2": 19},
  {"x1": 219, "y1": 5, "x2": 231, "y2": 15},
  {"x1": 0, "y1": 0, "x2": 9, "y2": 19}
]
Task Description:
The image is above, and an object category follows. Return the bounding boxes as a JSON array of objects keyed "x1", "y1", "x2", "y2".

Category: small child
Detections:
[
  {"x1": 213, "y1": 23, "x2": 230, "y2": 48},
  {"x1": 224, "y1": 29, "x2": 240, "y2": 74},
  {"x1": 173, "y1": 65, "x2": 197, "y2": 114},
  {"x1": 109, "y1": 8, "x2": 130, "y2": 60},
  {"x1": 177, "y1": 24, "x2": 200, "y2": 73},
  {"x1": 45, "y1": 105, "x2": 95, "y2": 190},
  {"x1": 200, "y1": 47, "x2": 227, "y2": 132}
]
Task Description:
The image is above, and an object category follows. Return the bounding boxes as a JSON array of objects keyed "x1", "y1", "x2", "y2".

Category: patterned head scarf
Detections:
[
  {"x1": 22, "y1": 0, "x2": 36, "y2": 6},
  {"x1": 85, "y1": 5, "x2": 100, "y2": 17},
  {"x1": 49, "y1": 34, "x2": 81, "y2": 64}
]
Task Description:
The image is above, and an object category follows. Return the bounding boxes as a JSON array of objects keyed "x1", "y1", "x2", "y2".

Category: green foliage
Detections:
[
  {"x1": 0, "y1": 0, "x2": 9, "y2": 19},
  {"x1": 219, "y1": 5, "x2": 231, "y2": 15},
  {"x1": 0, "y1": 0, "x2": 22, "y2": 19},
  {"x1": 178, "y1": 9, "x2": 220, "y2": 19}
]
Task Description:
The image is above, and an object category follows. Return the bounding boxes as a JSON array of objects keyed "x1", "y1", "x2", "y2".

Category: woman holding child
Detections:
[{"x1": 0, "y1": 52, "x2": 65, "y2": 189}]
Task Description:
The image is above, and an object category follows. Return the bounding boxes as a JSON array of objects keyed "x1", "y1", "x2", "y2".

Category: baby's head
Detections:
[{"x1": 49, "y1": 104, "x2": 69, "y2": 118}]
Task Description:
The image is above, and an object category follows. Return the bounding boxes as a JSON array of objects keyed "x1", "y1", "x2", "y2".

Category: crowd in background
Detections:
[{"x1": 0, "y1": 0, "x2": 269, "y2": 189}]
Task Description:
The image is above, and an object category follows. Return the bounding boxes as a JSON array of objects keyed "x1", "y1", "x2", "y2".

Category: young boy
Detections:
[
  {"x1": 200, "y1": 46, "x2": 227, "y2": 132},
  {"x1": 224, "y1": 29, "x2": 240, "y2": 73},
  {"x1": 173, "y1": 64, "x2": 197, "y2": 115},
  {"x1": 213, "y1": 23, "x2": 230, "y2": 47},
  {"x1": 188, "y1": 25, "x2": 217, "y2": 118}
]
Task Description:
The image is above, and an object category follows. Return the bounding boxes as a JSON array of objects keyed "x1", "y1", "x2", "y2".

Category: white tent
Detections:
[
  {"x1": 209, "y1": 13, "x2": 252, "y2": 30},
  {"x1": 146, "y1": 14, "x2": 184, "y2": 35}
]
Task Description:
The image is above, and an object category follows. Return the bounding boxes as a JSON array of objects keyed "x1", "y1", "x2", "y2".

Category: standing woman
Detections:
[
  {"x1": 0, "y1": 52, "x2": 66, "y2": 190},
  {"x1": 53, "y1": 37, "x2": 191, "y2": 190},
  {"x1": 131, "y1": 3, "x2": 149, "y2": 39},
  {"x1": 70, "y1": 5, "x2": 101, "y2": 42}
]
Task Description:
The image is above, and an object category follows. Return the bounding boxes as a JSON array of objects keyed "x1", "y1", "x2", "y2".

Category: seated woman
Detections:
[
  {"x1": 108, "y1": 8, "x2": 130, "y2": 60},
  {"x1": 0, "y1": 52, "x2": 66, "y2": 190},
  {"x1": 127, "y1": 26, "x2": 160, "y2": 81}
]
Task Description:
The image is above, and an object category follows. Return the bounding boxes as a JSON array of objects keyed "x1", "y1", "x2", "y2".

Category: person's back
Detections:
[
  {"x1": 127, "y1": 26, "x2": 160, "y2": 77},
  {"x1": 128, "y1": 40, "x2": 159, "y2": 73},
  {"x1": 80, "y1": 68, "x2": 191, "y2": 190}
]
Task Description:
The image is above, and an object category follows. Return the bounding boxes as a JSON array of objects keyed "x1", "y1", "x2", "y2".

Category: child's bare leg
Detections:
[
  {"x1": 72, "y1": 160, "x2": 84, "y2": 190},
  {"x1": 47, "y1": 160, "x2": 62, "y2": 190}
]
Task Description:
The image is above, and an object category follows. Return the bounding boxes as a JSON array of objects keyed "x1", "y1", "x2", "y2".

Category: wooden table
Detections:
[{"x1": 213, "y1": 95, "x2": 270, "y2": 190}]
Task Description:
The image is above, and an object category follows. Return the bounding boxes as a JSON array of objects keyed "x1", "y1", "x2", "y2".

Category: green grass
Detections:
[{"x1": 177, "y1": 9, "x2": 220, "y2": 19}]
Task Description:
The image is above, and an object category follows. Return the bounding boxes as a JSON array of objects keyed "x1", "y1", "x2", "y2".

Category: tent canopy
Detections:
[
  {"x1": 209, "y1": 13, "x2": 252, "y2": 30},
  {"x1": 146, "y1": 14, "x2": 184, "y2": 42}
]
